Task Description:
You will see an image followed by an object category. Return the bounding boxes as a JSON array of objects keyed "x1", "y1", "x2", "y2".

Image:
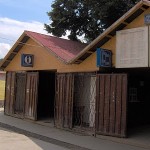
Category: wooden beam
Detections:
[
  {"x1": 5, "y1": 60, "x2": 11, "y2": 62},
  {"x1": 86, "y1": 51, "x2": 94, "y2": 54},
  {"x1": 141, "y1": 6, "x2": 147, "y2": 11},
  {"x1": 11, "y1": 52, "x2": 17, "y2": 54},
  {"x1": 75, "y1": 60, "x2": 83, "y2": 63},
  {"x1": 106, "y1": 35, "x2": 113, "y2": 38},
  {"x1": 122, "y1": 21, "x2": 128, "y2": 25}
]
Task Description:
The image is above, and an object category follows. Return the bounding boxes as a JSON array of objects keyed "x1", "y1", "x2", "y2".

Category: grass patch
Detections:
[{"x1": 0, "y1": 80, "x2": 5, "y2": 100}]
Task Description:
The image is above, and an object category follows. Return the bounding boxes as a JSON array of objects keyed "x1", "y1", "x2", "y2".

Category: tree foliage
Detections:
[{"x1": 45, "y1": 0, "x2": 139, "y2": 43}]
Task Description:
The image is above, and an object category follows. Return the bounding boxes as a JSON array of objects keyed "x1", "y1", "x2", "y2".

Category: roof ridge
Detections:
[{"x1": 24, "y1": 30, "x2": 87, "y2": 45}]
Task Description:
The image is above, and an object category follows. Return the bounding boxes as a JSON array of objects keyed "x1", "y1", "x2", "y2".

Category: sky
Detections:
[{"x1": 0, "y1": 0, "x2": 54, "y2": 58}]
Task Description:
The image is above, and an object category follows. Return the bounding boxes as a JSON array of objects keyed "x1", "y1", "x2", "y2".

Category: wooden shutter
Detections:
[
  {"x1": 4, "y1": 72, "x2": 16, "y2": 116},
  {"x1": 14, "y1": 73, "x2": 26, "y2": 117},
  {"x1": 25, "y1": 72, "x2": 39, "y2": 120},
  {"x1": 96, "y1": 74, "x2": 127, "y2": 137},
  {"x1": 55, "y1": 73, "x2": 74, "y2": 129}
]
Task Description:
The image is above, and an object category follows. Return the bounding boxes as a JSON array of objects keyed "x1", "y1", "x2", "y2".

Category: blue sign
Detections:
[
  {"x1": 96, "y1": 48, "x2": 112, "y2": 67},
  {"x1": 144, "y1": 14, "x2": 150, "y2": 24},
  {"x1": 21, "y1": 54, "x2": 34, "y2": 67}
]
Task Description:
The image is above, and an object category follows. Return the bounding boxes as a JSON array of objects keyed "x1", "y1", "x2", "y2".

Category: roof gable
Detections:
[
  {"x1": 69, "y1": 0, "x2": 150, "y2": 64},
  {"x1": 0, "y1": 31, "x2": 87, "y2": 70}
]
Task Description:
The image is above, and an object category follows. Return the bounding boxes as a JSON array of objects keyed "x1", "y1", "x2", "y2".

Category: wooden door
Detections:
[
  {"x1": 24, "y1": 72, "x2": 39, "y2": 120},
  {"x1": 14, "y1": 73, "x2": 26, "y2": 117},
  {"x1": 55, "y1": 73, "x2": 74, "y2": 129},
  {"x1": 96, "y1": 74, "x2": 127, "y2": 137},
  {"x1": 5, "y1": 72, "x2": 16, "y2": 116}
]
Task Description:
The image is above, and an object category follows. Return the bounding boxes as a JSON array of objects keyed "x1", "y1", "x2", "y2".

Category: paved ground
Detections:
[
  {"x1": 0, "y1": 108, "x2": 150, "y2": 150},
  {"x1": 0, "y1": 127, "x2": 69, "y2": 150}
]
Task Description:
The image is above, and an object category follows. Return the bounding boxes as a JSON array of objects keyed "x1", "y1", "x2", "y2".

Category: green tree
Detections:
[{"x1": 45, "y1": 0, "x2": 139, "y2": 43}]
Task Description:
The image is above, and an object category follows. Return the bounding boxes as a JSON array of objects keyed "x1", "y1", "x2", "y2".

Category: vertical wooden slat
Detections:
[
  {"x1": 70, "y1": 74, "x2": 74, "y2": 128},
  {"x1": 9, "y1": 72, "x2": 16, "y2": 115},
  {"x1": 57, "y1": 75, "x2": 61, "y2": 126},
  {"x1": 64, "y1": 75, "x2": 69, "y2": 128},
  {"x1": 109, "y1": 75, "x2": 116, "y2": 134},
  {"x1": 55, "y1": 73, "x2": 74, "y2": 129},
  {"x1": 99, "y1": 75, "x2": 105, "y2": 132},
  {"x1": 4, "y1": 72, "x2": 16, "y2": 116},
  {"x1": 54, "y1": 75, "x2": 58, "y2": 126},
  {"x1": 115, "y1": 75, "x2": 122, "y2": 135},
  {"x1": 60, "y1": 75, "x2": 64, "y2": 127},
  {"x1": 96, "y1": 74, "x2": 127, "y2": 137},
  {"x1": 104, "y1": 75, "x2": 111, "y2": 134},
  {"x1": 14, "y1": 73, "x2": 26, "y2": 116},
  {"x1": 95, "y1": 75, "x2": 100, "y2": 132},
  {"x1": 25, "y1": 72, "x2": 38, "y2": 120},
  {"x1": 4, "y1": 72, "x2": 12, "y2": 115},
  {"x1": 121, "y1": 75, "x2": 127, "y2": 137}
]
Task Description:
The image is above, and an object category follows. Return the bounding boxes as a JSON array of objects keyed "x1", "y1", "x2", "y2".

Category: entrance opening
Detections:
[
  {"x1": 37, "y1": 71, "x2": 55, "y2": 121},
  {"x1": 128, "y1": 70, "x2": 150, "y2": 135},
  {"x1": 98, "y1": 68, "x2": 150, "y2": 138},
  {"x1": 73, "y1": 73, "x2": 96, "y2": 132}
]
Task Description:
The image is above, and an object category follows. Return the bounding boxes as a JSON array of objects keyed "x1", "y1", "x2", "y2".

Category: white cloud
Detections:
[
  {"x1": 0, "y1": 43, "x2": 11, "y2": 58},
  {"x1": 0, "y1": 17, "x2": 69, "y2": 58},
  {"x1": 0, "y1": 17, "x2": 47, "y2": 43},
  {"x1": 0, "y1": 17, "x2": 48, "y2": 58}
]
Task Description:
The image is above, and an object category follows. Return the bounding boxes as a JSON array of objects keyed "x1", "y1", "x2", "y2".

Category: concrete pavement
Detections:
[
  {"x1": 0, "y1": 127, "x2": 69, "y2": 150},
  {"x1": 0, "y1": 108, "x2": 149, "y2": 150}
]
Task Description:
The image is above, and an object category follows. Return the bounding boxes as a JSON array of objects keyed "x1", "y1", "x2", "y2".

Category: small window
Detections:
[{"x1": 129, "y1": 87, "x2": 139, "y2": 102}]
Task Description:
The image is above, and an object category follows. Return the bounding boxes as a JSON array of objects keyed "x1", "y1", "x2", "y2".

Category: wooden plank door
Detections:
[
  {"x1": 96, "y1": 74, "x2": 127, "y2": 137},
  {"x1": 14, "y1": 73, "x2": 26, "y2": 117},
  {"x1": 25, "y1": 72, "x2": 39, "y2": 120},
  {"x1": 5, "y1": 72, "x2": 16, "y2": 116},
  {"x1": 55, "y1": 73, "x2": 74, "y2": 129}
]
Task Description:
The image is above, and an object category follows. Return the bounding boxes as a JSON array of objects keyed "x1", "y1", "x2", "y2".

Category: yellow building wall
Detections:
[
  {"x1": 100, "y1": 8, "x2": 150, "y2": 66},
  {"x1": 5, "y1": 8, "x2": 150, "y2": 72},
  {"x1": 5, "y1": 39, "x2": 98, "y2": 73}
]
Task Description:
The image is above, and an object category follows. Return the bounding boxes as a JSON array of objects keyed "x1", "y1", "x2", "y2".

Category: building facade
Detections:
[{"x1": 1, "y1": 0, "x2": 150, "y2": 138}]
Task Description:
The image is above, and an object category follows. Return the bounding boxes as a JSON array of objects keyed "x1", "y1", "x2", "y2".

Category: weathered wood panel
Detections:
[
  {"x1": 4, "y1": 72, "x2": 16, "y2": 116},
  {"x1": 55, "y1": 73, "x2": 74, "y2": 129},
  {"x1": 5, "y1": 72, "x2": 12, "y2": 115},
  {"x1": 25, "y1": 72, "x2": 38, "y2": 120},
  {"x1": 14, "y1": 73, "x2": 26, "y2": 116},
  {"x1": 96, "y1": 74, "x2": 127, "y2": 137}
]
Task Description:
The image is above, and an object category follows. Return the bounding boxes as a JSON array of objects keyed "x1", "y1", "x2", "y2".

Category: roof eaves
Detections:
[{"x1": 0, "y1": 32, "x2": 29, "y2": 70}]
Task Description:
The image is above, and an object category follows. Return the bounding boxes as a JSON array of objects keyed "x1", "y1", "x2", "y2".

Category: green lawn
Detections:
[{"x1": 0, "y1": 80, "x2": 5, "y2": 100}]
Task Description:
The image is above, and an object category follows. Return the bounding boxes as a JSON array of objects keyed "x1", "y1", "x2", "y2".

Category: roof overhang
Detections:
[
  {"x1": 69, "y1": 0, "x2": 150, "y2": 64},
  {"x1": 0, "y1": 32, "x2": 30, "y2": 70}
]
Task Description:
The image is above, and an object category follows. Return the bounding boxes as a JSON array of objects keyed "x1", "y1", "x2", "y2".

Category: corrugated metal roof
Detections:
[
  {"x1": 0, "y1": 31, "x2": 87, "y2": 69},
  {"x1": 25, "y1": 31, "x2": 87, "y2": 62}
]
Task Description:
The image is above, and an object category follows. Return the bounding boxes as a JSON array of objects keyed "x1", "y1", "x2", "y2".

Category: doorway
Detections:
[
  {"x1": 127, "y1": 70, "x2": 150, "y2": 135},
  {"x1": 37, "y1": 71, "x2": 55, "y2": 121}
]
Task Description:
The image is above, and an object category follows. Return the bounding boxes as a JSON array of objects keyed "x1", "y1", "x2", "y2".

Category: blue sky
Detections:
[
  {"x1": 0, "y1": 0, "x2": 54, "y2": 58},
  {"x1": 0, "y1": 0, "x2": 53, "y2": 22}
]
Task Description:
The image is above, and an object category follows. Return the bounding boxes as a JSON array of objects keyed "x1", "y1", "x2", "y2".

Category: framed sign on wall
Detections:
[
  {"x1": 96, "y1": 48, "x2": 112, "y2": 67},
  {"x1": 21, "y1": 54, "x2": 34, "y2": 67}
]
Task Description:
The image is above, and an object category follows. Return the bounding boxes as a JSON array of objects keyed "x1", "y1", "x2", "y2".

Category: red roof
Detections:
[{"x1": 25, "y1": 31, "x2": 87, "y2": 62}]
